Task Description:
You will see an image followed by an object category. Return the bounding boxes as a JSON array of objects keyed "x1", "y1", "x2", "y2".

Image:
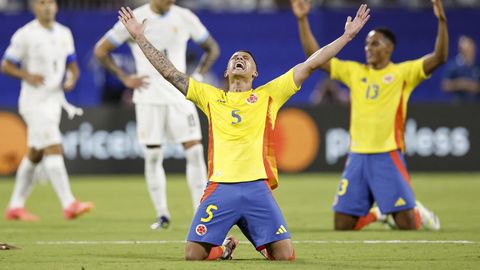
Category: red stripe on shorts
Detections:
[
  {"x1": 200, "y1": 182, "x2": 219, "y2": 203},
  {"x1": 264, "y1": 179, "x2": 272, "y2": 192},
  {"x1": 389, "y1": 150, "x2": 412, "y2": 189}
]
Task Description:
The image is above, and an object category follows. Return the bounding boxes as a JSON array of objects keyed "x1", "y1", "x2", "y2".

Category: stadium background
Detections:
[
  {"x1": 0, "y1": 0, "x2": 479, "y2": 176},
  {"x1": 1, "y1": 1, "x2": 480, "y2": 269}
]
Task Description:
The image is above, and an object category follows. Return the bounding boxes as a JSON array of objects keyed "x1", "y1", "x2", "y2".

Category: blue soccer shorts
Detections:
[
  {"x1": 333, "y1": 150, "x2": 416, "y2": 216},
  {"x1": 187, "y1": 180, "x2": 291, "y2": 250}
]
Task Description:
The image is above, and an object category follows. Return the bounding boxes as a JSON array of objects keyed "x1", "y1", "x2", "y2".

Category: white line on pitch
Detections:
[
  {"x1": 296, "y1": 240, "x2": 475, "y2": 244},
  {"x1": 36, "y1": 240, "x2": 475, "y2": 245}
]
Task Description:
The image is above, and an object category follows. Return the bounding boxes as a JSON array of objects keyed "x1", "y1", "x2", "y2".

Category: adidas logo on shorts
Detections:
[{"x1": 276, "y1": 225, "x2": 288, "y2": 235}]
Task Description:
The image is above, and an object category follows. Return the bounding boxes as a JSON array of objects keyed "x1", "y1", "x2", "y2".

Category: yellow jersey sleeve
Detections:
[
  {"x1": 330, "y1": 58, "x2": 362, "y2": 88},
  {"x1": 257, "y1": 68, "x2": 300, "y2": 109},
  {"x1": 186, "y1": 78, "x2": 216, "y2": 115},
  {"x1": 399, "y1": 58, "x2": 430, "y2": 94}
]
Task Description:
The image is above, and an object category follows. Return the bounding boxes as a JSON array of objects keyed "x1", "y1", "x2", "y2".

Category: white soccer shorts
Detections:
[
  {"x1": 135, "y1": 101, "x2": 202, "y2": 146},
  {"x1": 21, "y1": 106, "x2": 62, "y2": 149}
]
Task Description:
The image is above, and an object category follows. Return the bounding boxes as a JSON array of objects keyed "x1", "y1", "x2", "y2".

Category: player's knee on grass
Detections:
[
  {"x1": 392, "y1": 209, "x2": 418, "y2": 230},
  {"x1": 265, "y1": 239, "x2": 295, "y2": 261},
  {"x1": 184, "y1": 241, "x2": 210, "y2": 261},
  {"x1": 334, "y1": 212, "x2": 358, "y2": 230}
]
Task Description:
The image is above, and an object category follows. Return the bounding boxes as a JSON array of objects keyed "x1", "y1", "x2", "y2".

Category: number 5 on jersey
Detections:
[
  {"x1": 231, "y1": 110, "x2": 242, "y2": 124},
  {"x1": 200, "y1": 204, "x2": 218, "y2": 222}
]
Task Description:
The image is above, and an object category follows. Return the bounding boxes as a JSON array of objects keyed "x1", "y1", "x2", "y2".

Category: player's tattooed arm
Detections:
[
  {"x1": 136, "y1": 35, "x2": 189, "y2": 95},
  {"x1": 118, "y1": 6, "x2": 189, "y2": 95}
]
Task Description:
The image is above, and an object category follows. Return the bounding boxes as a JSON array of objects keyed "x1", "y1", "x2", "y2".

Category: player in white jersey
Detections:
[
  {"x1": 94, "y1": 0, "x2": 220, "y2": 229},
  {"x1": 1, "y1": 0, "x2": 94, "y2": 221}
]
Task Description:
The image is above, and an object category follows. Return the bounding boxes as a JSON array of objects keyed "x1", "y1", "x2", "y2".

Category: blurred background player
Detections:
[
  {"x1": 441, "y1": 35, "x2": 480, "y2": 104},
  {"x1": 118, "y1": 4, "x2": 369, "y2": 260},
  {"x1": 309, "y1": 77, "x2": 349, "y2": 106},
  {"x1": 1, "y1": 0, "x2": 93, "y2": 221},
  {"x1": 291, "y1": 0, "x2": 447, "y2": 230},
  {"x1": 94, "y1": 0, "x2": 220, "y2": 229}
]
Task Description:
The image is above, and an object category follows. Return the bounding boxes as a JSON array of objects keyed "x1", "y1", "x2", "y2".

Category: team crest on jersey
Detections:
[
  {"x1": 195, "y1": 224, "x2": 207, "y2": 236},
  {"x1": 246, "y1": 93, "x2": 258, "y2": 104},
  {"x1": 383, "y1": 74, "x2": 394, "y2": 84}
]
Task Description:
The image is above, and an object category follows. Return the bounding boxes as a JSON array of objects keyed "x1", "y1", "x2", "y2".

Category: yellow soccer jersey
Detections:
[
  {"x1": 187, "y1": 69, "x2": 300, "y2": 189},
  {"x1": 330, "y1": 57, "x2": 429, "y2": 153}
]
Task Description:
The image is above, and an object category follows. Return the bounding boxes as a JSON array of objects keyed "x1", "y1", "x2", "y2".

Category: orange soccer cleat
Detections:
[
  {"x1": 5, "y1": 208, "x2": 39, "y2": 222},
  {"x1": 63, "y1": 200, "x2": 95, "y2": 220}
]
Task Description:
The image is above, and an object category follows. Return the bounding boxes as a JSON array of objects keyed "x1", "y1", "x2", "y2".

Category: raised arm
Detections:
[
  {"x1": 291, "y1": 0, "x2": 320, "y2": 57},
  {"x1": 118, "y1": 7, "x2": 189, "y2": 95},
  {"x1": 423, "y1": 0, "x2": 449, "y2": 75},
  {"x1": 293, "y1": 4, "x2": 370, "y2": 87},
  {"x1": 193, "y1": 36, "x2": 220, "y2": 80}
]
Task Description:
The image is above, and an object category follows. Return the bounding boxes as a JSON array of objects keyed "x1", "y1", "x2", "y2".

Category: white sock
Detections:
[
  {"x1": 43, "y1": 155, "x2": 75, "y2": 209},
  {"x1": 8, "y1": 157, "x2": 36, "y2": 208},
  {"x1": 185, "y1": 144, "x2": 208, "y2": 210},
  {"x1": 145, "y1": 147, "x2": 170, "y2": 218}
]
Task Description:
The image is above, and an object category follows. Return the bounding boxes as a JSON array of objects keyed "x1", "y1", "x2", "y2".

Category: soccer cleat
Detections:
[
  {"x1": 416, "y1": 201, "x2": 440, "y2": 231},
  {"x1": 0, "y1": 242, "x2": 20, "y2": 250},
  {"x1": 371, "y1": 206, "x2": 387, "y2": 223},
  {"x1": 63, "y1": 200, "x2": 94, "y2": 220},
  {"x1": 369, "y1": 206, "x2": 397, "y2": 229},
  {"x1": 150, "y1": 216, "x2": 170, "y2": 230},
  {"x1": 221, "y1": 235, "x2": 239, "y2": 260},
  {"x1": 259, "y1": 248, "x2": 269, "y2": 259},
  {"x1": 384, "y1": 215, "x2": 397, "y2": 229},
  {"x1": 4, "y1": 208, "x2": 39, "y2": 222}
]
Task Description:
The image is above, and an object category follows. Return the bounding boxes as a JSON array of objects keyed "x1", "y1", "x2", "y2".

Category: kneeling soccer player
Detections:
[{"x1": 118, "y1": 4, "x2": 370, "y2": 260}]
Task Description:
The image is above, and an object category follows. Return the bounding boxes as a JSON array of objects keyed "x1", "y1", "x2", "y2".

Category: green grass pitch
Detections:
[{"x1": 1, "y1": 173, "x2": 479, "y2": 269}]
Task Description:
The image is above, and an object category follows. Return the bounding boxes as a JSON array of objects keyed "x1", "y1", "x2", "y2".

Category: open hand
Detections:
[
  {"x1": 432, "y1": 0, "x2": 447, "y2": 21},
  {"x1": 118, "y1": 6, "x2": 146, "y2": 40},
  {"x1": 291, "y1": 0, "x2": 312, "y2": 19},
  {"x1": 344, "y1": 4, "x2": 370, "y2": 41}
]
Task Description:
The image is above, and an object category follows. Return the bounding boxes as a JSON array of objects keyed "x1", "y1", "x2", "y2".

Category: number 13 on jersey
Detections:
[{"x1": 366, "y1": 84, "x2": 380, "y2": 100}]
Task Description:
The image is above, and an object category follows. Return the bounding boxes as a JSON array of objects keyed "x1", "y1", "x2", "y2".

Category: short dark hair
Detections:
[
  {"x1": 373, "y1": 27, "x2": 396, "y2": 48},
  {"x1": 237, "y1": 50, "x2": 258, "y2": 69}
]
